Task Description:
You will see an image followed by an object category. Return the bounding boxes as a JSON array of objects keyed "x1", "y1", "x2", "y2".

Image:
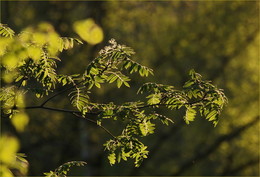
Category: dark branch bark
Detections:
[
  {"x1": 20, "y1": 105, "x2": 116, "y2": 138},
  {"x1": 72, "y1": 112, "x2": 116, "y2": 139},
  {"x1": 221, "y1": 157, "x2": 259, "y2": 175},
  {"x1": 40, "y1": 81, "x2": 83, "y2": 107},
  {"x1": 172, "y1": 115, "x2": 259, "y2": 175},
  {"x1": 24, "y1": 105, "x2": 80, "y2": 114}
]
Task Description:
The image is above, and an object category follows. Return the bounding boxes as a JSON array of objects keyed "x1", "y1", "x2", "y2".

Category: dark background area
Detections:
[{"x1": 1, "y1": 1, "x2": 259, "y2": 176}]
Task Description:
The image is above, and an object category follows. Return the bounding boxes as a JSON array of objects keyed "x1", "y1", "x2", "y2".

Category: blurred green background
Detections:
[{"x1": 1, "y1": 0, "x2": 259, "y2": 176}]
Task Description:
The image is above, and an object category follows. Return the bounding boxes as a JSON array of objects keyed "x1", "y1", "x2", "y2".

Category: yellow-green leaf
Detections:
[
  {"x1": 0, "y1": 135, "x2": 19, "y2": 165},
  {"x1": 108, "y1": 153, "x2": 116, "y2": 165},
  {"x1": 73, "y1": 19, "x2": 103, "y2": 45},
  {"x1": 184, "y1": 107, "x2": 196, "y2": 124},
  {"x1": 11, "y1": 112, "x2": 29, "y2": 132}
]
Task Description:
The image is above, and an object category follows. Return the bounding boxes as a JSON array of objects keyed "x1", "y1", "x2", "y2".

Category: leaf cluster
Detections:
[
  {"x1": 138, "y1": 69, "x2": 227, "y2": 126},
  {"x1": 0, "y1": 23, "x2": 227, "y2": 170},
  {"x1": 66, "y1": 39, "x2": 153, "y2": 114},
  {"x1": 44, "y1": 161, "x2": 87, "y2": 177},
  {"x1": 0, "y1": 23, "x2": 82, "y2": 98},
  {"x1": 0, "y1": 24, "x2": 15, "y2": 38}
]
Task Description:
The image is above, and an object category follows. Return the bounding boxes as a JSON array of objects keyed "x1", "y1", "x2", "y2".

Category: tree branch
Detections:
[
  {"x1": 129, "y1": 119, "x2": 184, "y2": 175},
  {"x1": 16, "y1": 105, "x2": 116, "y2": 138},
  {"x1": 137, "y1": 96, "x2": 207, "y2": 110},
  {"x1": 172, "y1": 115, "x2": 259, "y2": 175},
  {"x1": 17, "y1": 105, "x2": 99, "y2": 116},
  {"x1": 221, "y1": 157, "x2": 259, "y2": 175},
  {"x1": 40, "y1": 55, "x2": 114, "y2": 107},
  {"x1": 40, "y1": 81, "x2": 83, "y2": 107},
  {"x1": 72, "y1": 112, "x2": 116, "y2": 139},
  {"x1": 24, "y1": 105, "x2": 80, "y2": 114}
]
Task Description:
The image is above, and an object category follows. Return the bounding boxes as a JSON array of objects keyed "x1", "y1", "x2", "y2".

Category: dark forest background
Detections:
[{"x1": 1, "y1": 1, "x2": 259, "y2": 176}]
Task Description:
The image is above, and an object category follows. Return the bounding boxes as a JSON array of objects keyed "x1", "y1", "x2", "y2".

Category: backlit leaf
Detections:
[
  {"x1": 73, "y1": 19, "x2": 103, "y2": 45},
  {"x1": 11, "y1": 112, "x2": 29, "y2": 132},
  {"x1": 184, "y1": 107, "x2": 196, "y2": 124}
]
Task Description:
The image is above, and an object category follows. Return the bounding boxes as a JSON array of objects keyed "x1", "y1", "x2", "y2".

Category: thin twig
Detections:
[
  {"x1": 24, "y1": 105, "x2": 80, "y2": 114},
  {"x1": 40, "y1": 81, "x2": 83, "y2": 107},
  {"x1": 40, "y1": 56, "x2": 112, "y2": 107},
  {"x1": 72, "y1": 112, "x2": 116, "y2": 139},
  {"x1": 22, "y1": 105, "x2": 101, "y2": 116},
  {"x1": 11, "y1": 104, "x2": 116, "y2": 138}
]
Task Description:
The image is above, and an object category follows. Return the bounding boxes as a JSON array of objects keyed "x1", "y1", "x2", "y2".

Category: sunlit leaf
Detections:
[
  {"x1": 32, "y1": 32, "x2": 46, "y2": 46},
  {"x1": 139, "y1": 120, "x2": 155, "y2": 136},
  {"x1": 184, "y1": 107, "x2": 196, "y2": 124},
  {"x1": 0, "y1": 135, "x2": 19, "y2": 165},
  {"x1": 0, "y1": 37, "x2": 13, "y2": 56},
  {"x1": 11, "y1": 112, "x2": 29, "y2": 132},
  {"x1": 0, "y1": 166, "x2": 14, "y2": 177},
  {"x1": 146, "y1": 93, "x2": 161, "y2": 105},
  {"x1": 27, "y1": 46, "x2": 42, "y2": 61},
  {"x1": 0, "y1": 23, "x2": 15, "y2": 38},
  {"x1": 2, "y1": 53, "x2": 19, "y2": 70},
  {"x1": 108, "y1": 153, "x2": 116, "y2": 165},
  {"x1": 73, "y1": 19, "x2": 103, "y2": 45}
]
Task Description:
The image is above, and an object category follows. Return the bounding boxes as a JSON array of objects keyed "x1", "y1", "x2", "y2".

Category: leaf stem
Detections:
[
  {"x1": 72, "y1": 112, "x2": 116, "y2": 139},
  {"x1": 40, "y1": 81, "x2": 83, "y2": 107},
  {"x1": 15, "y1": 105, "x2": 115, "y2": 138}
]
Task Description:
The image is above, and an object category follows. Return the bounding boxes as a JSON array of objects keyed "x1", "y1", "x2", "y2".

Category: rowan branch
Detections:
[
  {"x1": 72, "y1": 112, "x2": 116, "y2": 139},
  {"x1": 12, "y1": 104, "x2": 115, "y2": 138},
  {"x1": 40, "y1": 81, "x2": 83, "y2": 107}
]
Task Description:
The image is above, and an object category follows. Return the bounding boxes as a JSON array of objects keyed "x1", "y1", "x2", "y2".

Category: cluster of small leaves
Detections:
[
  {"x1": 101, "y1": 70, "x2": 227, "y2": 166},
  {"x1": 104, "y1": 131, "x2": 149, "y2": 167},
  {"x1": 60, "y1": 37, "x2": 83, "y2": 51},
  {"x1": 0, "y1": 23, "x2": 86, "y2": 177},
  {"x1": 183, "y1": 70, "x2": 228, "y2": 126},
  {"x1": 138, "y1": 69, "x2": 228, "y2": 126},
  {"x1": 0, "y1": 86, "x2": 26, "y2": 116},
  {"x1": 1, "y1": 23, "x2": 228, "y2": 170},
  {"x1": 44, "y1": 161, "x2": 87, "y2": 177},
  {"x1": 67, "y1": 39, "x2": 153, "y2": 114},
  {"x1": 85, "y1": 38, "x2": 153, "y2": 88},
  {"x1": 0, "y1": 86, "x2": 16, "y2": 114},
  {"x1": 0, "y1": 136, "x2": 29, "y2": 177},
  {"x1": 0, "y1": 23, "x2": 82, "y2": 99},
  {"x1": 87, "y1": 100, "x2": 172, "y2": 166},
  {"x1": 0, "y1": 23, "x2": 15, "y2": 38}
]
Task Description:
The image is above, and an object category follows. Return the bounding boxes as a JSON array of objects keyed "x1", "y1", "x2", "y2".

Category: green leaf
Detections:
[
  {"x1": 139, "y1": 120, "x2": 155, "y2": 136},
  {"x1": 89, "y1": 67, "x2": 99, "y2": 75},
  {"x1": 73, "y1": 18, "x2": 104, "y2": 45},
  {"x1": 44, "y1": 161, "x2": 87, "y2": 177},
  {"x1": 123, "y1": 81, "x2": 130, "y2": 87},
  {"x1": 116, "y1": 78, "x2": 123, "y2": 88},
  {"x1": 108, "y1": 153, "x2": 116, "y2": 165},
  {"x1": 0, "y1": 23, "x2": 15, "y2": 38},
  {"x1": 73, "y1": 38, "x2": 83, "y2": 44},
  {"x1": 183, "y1": 80, "x2": 194, "y2": 88},
  {"x1": 107, "y1": 74, "x2": 118, "y2": 83},
  {"x1": 0, "y1": 135, "x2": 19, "y2": 165},
  {"x1": 94, "y1": 81, "x2": 101, "y2": 88},
  {"x1": 146, "y1": 93, "x2": 161, "y2": 105},
  {"x1": 206, "y1": 110, "x2": 218, "y2": 121},
  {"x1": 184, "y1": 107, "x2": 196, "y2": 124},
  {"x1": 11, "y1": 112, "x2": 29, "y2": 132},
  {"x1": 59, "y1": 37, "x2": 82, "y2": 51},
  {"x1": 69, "y1": 88, "x2": 89, "y2": 113}
]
